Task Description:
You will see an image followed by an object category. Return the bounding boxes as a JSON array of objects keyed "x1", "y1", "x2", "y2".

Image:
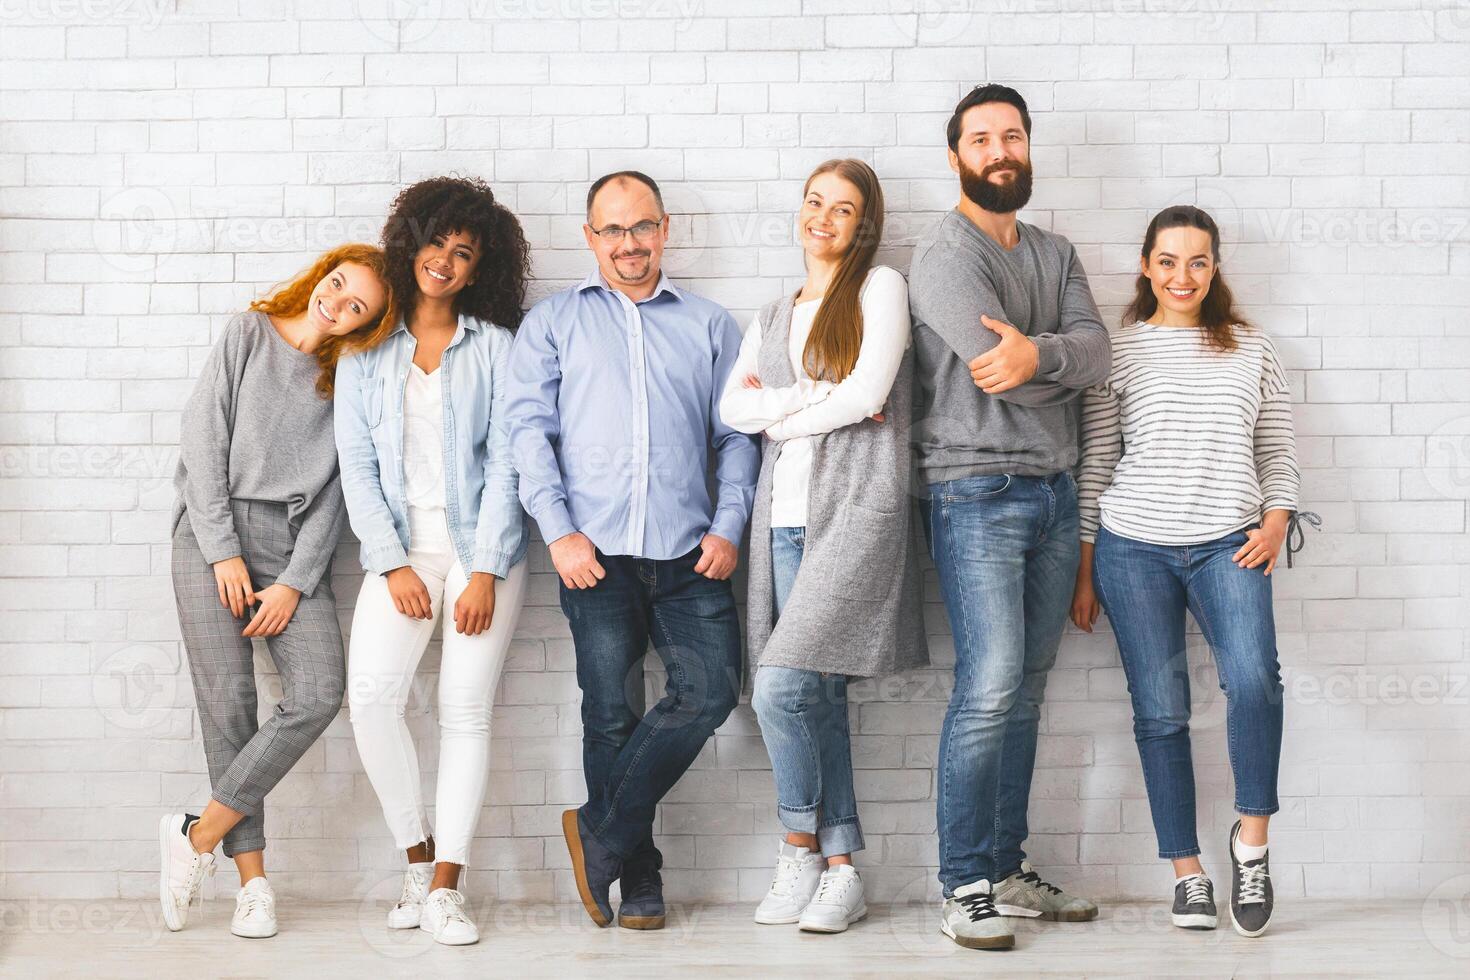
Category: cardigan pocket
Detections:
[{"x1": 821, "y1": 500, "x2": 901, "y2": 603}]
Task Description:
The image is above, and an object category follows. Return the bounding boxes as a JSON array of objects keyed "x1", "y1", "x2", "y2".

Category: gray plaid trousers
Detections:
[{"x1": 171, "y1": 499, "x2": 345, "y2": 856}]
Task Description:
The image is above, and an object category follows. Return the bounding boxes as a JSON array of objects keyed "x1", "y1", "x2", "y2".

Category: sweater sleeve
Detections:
[
  {"x1": 1076, "y1": 380, "x2": 1123, "y2": 544},
  {"x1": 764, "y1": 266, "x2": 910, "y2": 442},
  {"x1": 1254, "y1": 336, "x2": 1300, "y2": 513},
  {"x1": 274, "y1": 472, "x2": 346, "y2": 594},
  {"x1": 717, "y1": 310, "x2": 828, "y2": 434},
  {"x1": 177, "y1": 317, "x2": 245, "y2": 564}
]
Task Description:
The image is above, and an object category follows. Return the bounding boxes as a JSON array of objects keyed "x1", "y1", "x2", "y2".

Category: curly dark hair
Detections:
[{"x1": 380, "y1": 175, "x2": 530, "y2": 330}]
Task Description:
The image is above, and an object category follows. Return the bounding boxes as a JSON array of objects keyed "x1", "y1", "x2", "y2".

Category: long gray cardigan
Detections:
[{"x1": 744, "y1": 287, "x2": 930, "y2": 682}]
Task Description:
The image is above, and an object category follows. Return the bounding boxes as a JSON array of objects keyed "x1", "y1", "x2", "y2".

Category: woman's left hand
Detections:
[
  {"x1": 453, "y1": 572, "x2": 498, "y2": 636},
  {"x1": 1233, "y1": 511, "x2": 1290, "y2": 575},
  {"x1": 241, "y1": 583, "x2": 301, "y2": 637}
]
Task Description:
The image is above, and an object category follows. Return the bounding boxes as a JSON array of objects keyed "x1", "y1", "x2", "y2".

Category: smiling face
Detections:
[
  {"x1": 799, "y1": 170, "x2": 864, "y2": 263},
  {"x1": 950, "y1": 101, "x2": 1034, "y2": 214},
  {"x1": 1142, "y1": 225, "x2": 1216, "y2": 322},
  {"x1": 412, "y1": 228, "x2": 480, "y2": 303},
  {"x1": 584, "y1": 178, "x2": 667, "y2": 288},
  {"x1": 305, "y1": 261, "x2": 388, "y2": 336}
]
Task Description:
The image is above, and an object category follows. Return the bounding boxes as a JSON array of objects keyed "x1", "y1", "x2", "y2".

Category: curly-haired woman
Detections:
[
  {"x1": 160, "y1": 244, "x2": 394, "y2": 940},
  {"x1": 335, "y1": 176, "x2": 531, "y2": 946}
]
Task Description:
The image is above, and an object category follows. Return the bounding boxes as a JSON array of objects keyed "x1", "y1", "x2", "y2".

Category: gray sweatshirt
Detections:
[
  {"x1": 908, "y1": 210, "x2": 1112, "y2": 484},
  {"x1": 170, "y1": 310, "x2": 346, "y2": 595}
]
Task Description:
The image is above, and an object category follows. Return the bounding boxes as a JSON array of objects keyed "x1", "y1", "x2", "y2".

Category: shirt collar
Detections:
[
  {"x1": 577, "y1": 268, "x2": 683, "y2": 305},
  {"x1": 388, "y1": 311, "x2": 482, "y2": 337}
]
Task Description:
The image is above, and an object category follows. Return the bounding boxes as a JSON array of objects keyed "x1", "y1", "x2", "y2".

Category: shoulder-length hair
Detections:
[{"x1": 1124, "y1": 205, "x2": 1249, "y2": 351}]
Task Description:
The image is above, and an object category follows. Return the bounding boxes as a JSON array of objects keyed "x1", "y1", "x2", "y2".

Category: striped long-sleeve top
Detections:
[{"x1": 1076, "y1": 320, "x2": 1300, "y2": 546}]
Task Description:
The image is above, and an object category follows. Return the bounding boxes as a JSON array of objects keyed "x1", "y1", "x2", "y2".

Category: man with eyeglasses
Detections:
[{"x1": 505, "y1": 170, "x2": 759, "y2": 931}]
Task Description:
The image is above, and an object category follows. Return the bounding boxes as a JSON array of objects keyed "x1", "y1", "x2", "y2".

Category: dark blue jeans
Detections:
[
  {"x1": 924, "y1": 472, "x2": 1080, "y2": 896},
  {"x1": 1092, "y1": 526, "x2": 1283, "y2": 859},
  {"x1": 559, "y1": 546, "x2": 742, "y2": 859}
]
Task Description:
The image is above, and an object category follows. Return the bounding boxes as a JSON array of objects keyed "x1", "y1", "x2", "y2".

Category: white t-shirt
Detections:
[
  {"x1": 401, "y1": 362, "x2": 447, "y2": 511},
  {"x1": 719, "y1": 265, "x2": 912, "y2": 528}
]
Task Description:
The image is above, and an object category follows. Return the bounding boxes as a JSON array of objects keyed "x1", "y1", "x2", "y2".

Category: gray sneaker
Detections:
[
  {"x1": 1171, "y1": 874, "x2": 1218, "y2": 930},
  {"x1": 940, "y1": 880, "x2": 1015, "y2": 950},
  {"x1": 994, "y1": 861, "x2": 1098, "y2": 921}
]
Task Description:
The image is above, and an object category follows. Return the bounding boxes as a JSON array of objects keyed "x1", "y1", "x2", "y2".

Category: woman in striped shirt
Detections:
[{"x1": 1071, "y1": 205, "x2": 1300, "y2": 940}]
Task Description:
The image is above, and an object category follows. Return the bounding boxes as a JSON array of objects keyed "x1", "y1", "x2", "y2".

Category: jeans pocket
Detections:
[
  {"x1": 942, "y1": 473, "x2": 1012, "y2": 503},
  {"x1": 821, "y1": 501, "x2": 900, "y2": 603}
]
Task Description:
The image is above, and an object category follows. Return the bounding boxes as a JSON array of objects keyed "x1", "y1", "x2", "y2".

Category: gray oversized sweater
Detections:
[
  {"x1": 170, "y1": 310, "x2": 346, "y2": 596},
  {"x1": 907, "y1": 210, "x2": 1112, "y2": 485}
]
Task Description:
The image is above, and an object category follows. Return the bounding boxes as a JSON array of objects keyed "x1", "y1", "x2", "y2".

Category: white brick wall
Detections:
[{"x1": 2, "y1": 0, "x2": 1468, "y2": 907}]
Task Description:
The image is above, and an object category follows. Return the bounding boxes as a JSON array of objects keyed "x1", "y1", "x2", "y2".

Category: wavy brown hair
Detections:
[
  {"x1": 1124, "y1": 205, "x2": 1249, "y2": 351},
  {"x1": 800, "y1": 158, "x2": 885, "y2": 383},
  {"x1": 381, "y1": 175, "x2": 530, "y2": 331},
  {"x1": 248, "y1": 243, "x2": 396, "y2": 398}
]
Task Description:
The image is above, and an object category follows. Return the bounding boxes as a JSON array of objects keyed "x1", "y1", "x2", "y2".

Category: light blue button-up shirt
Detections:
[
  {"x1": 334, "y1": 312, "x2": 528, "y2": 578},
  {"x1": 505, "y1": 269, "x2": 759, "y2": 559}
]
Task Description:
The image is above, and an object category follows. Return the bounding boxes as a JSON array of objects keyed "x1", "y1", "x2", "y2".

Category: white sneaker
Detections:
[
  {"x1": 231, "y1": 877, "x2": 278, "y2": 939},
  {"x1": 420, "y1": 888, "x2": 478, "y2": 946},
  {"x1": 158, "y1": 813, "x2": 215, "y2": 932},
  {"x1": 754, "y1": 842, "x2": 826, "y2": 925},
  {"x1": 387, "y1": 862, "x2": 434, "y2": 929},
  {"x1": 797, "y1": 864, "x2": 867, "y2": 933}
]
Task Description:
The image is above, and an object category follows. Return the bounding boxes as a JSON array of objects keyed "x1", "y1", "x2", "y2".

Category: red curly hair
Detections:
[{"x1": 249, "y1": 243, "x2": 398, "y2": 398}]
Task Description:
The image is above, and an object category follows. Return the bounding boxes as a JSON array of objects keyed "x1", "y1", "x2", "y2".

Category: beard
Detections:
[
  {"x1": 610, "y1": 248, "x2": 653, "y2": 282},
  {"x1": 959, "y1": 157, "x2": 1034, "y2": 214}
]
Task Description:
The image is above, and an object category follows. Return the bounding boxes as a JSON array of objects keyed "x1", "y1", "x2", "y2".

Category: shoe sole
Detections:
[
  {"x1": 995, "y1": 903, "x2": 1098, "y2": 922},
  {"x1": 158, "y1": 815, "x2": 184, "y2": 933},
  {"x1": 754, "y1": 911, "x2": 804, "y2": 925},
  {"x1": 1172, "y1": 913, "x2": 1218, "y2": 930},
  {"x1": 386, "y1": 914, "x2": 420, "y2": 930},
  {"x1": 940, "y1": 921, "x2": 1015, "y2": 950},
  {"x1": 618, "y1": 914, "x2": 666, "y2": 930},
  {"x1": 799, "y1": 905, "x2": 867, "y2": 933},
  {"x1": 426, "y1": 931, "x2": 479, "y2": 946},
  {"x1": 231, "y1": 923, "x2": 278, "y2": 939},
  {"x1": 1228, "y1": 905, "x2": 1269, "y2": 938},
  {"x1": 562, "y1": 809, "x2": 610, "y2": 928}
]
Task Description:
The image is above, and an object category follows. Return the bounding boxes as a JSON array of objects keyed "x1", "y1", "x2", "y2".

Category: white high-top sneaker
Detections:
[
  {"x1": 754, "y1": 842, "x2": 826, "y2": 925},
  {"x1": 420, "y1": 888, "x2": 478, "y2": 946},
  {"x1": 158, "y1": 813, "x2": 216, "y2": 932},
  {"x1": 387, "y1": 862, "x2": 434, "y2": 929},
  {"x1": 230, "y1": 876, "x2": 278, "y2": 939},
  {"x1": 797, "y1": 864, "x2": 867, "y2": 933}
]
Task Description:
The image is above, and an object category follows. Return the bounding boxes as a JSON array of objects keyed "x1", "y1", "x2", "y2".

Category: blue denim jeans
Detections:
[
  {"x1": 1092, "y1": 525, "x2": 1284, "y2": 859},
  {"x1": 924, "y1": 472, "x2": 1079, "y2": 895},
  {"x1": 750, "y1": 526, "x2": 864, "y2": 856},
  {"x1": 559, "y1": 546, "x2": 743, "y2": 859}
]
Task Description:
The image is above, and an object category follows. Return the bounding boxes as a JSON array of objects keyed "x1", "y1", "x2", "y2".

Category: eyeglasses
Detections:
[{"x1": 588, "y1": 218, "x2": 664, "y2": 242}]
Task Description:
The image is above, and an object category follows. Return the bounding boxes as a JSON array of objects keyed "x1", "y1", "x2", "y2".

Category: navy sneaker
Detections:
[
  {"x1": 617, "y1": 848, "x2": 666, "y2": 930},
  {"x1": 562, "y1": 809, "x2": 621, "y2": 927}
]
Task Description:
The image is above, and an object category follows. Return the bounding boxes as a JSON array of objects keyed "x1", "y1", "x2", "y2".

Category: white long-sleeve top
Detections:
[
  {"x1": 1076, "y1": 320, "x2": 1300, "y2": 546},
  {"x1": 719, "y1": 265, "x2": 911, "y2": 528}
]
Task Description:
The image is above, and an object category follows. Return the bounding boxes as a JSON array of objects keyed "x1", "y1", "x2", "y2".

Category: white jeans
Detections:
[{"x1": 347, "y1": 506, "x2": 528, "y2": 867}]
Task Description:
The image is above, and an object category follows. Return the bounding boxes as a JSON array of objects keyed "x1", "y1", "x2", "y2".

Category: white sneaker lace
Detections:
[
  {"x1": 1237, "y1": 862, "x2": 1270, "y2": 905},
  {"x1": 767, "y1": 854, "x2": 806, "y2": 897},
  {"x1": 1182, "y1": 875, "x2": 1212, "y2": 907},
  {"x1": 429, "y1": 889, "x2": 471, "y2": 926},
  {"x1": 810, "y1": 869, "x2": 853, "y2": 907},
  {"x1": 237, "y1": 885, "x2": 274, "y2": 921},
  {"x1": 397, "y1": 868, "x2": 429, "y2": 909},
  {"x1": 175, "y1": 851, "x2": 215, "y2": 913}
]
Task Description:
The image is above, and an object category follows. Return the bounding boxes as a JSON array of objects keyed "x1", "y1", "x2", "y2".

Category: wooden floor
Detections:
[{"x1": 3, "y1": 899, "x2": 1462, "y2": 977}]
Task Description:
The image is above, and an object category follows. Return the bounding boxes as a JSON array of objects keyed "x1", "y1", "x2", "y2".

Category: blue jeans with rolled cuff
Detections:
[{"x1": 750, "y1": 526, "x2": 864, "y2": 857}]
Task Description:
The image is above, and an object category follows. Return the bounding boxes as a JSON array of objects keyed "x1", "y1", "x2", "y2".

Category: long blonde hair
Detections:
[
  {"x1": 800, "y1": 158, "x2": 885, "y2": 383},
  {"x1": 249, "y1": 243, "x2": 397, "y2": 397}
]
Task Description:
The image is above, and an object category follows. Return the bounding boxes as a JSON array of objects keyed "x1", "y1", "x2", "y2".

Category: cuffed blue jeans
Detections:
[
  {"x1": 1092, "y1": 525, "x2": 1284, "y2": 859},
  {"x1": 924, "y1": 472, "x2": 1079, "y2": 896},
  {"x1": 750, "y1": 526, "x2": 864, "y2": 857}
]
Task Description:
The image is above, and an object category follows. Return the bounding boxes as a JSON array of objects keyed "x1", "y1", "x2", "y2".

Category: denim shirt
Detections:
[{"x1": 334, "y1": 313, "x2": 528, "y2": 578}]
